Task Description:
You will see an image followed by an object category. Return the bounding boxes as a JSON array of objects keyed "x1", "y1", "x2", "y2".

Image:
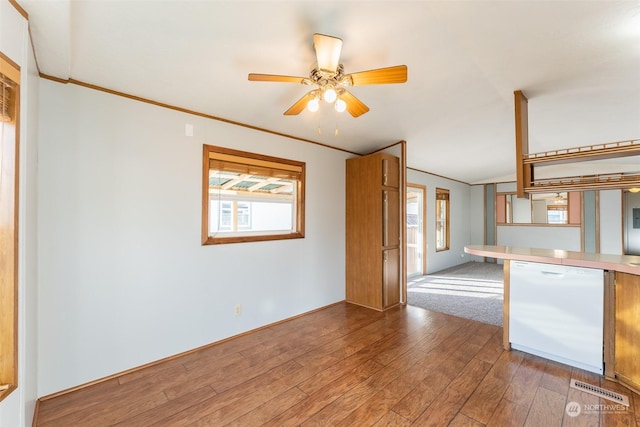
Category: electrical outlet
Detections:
[{"x1": 234, "y1": 304, "x2": 242, "y2": 316}]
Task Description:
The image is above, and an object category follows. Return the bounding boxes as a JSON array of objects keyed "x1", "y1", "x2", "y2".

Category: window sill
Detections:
[{"x1": 202, "y1": 232, "x2": 304, "y2": 245}]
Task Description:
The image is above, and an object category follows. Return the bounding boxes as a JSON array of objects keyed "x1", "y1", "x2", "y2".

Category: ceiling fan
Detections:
[{"x1": 248, "y1": 33, "x2": 407, "y2": 118}]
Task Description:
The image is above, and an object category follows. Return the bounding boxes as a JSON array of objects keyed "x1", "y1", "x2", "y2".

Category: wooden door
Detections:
[
  {"x1": 383, "y1": 190, "x2": 400, "y2": 248},
  {"x1": 383, "y1": 248, "x2": 400, "y2": 307},
  {"x1": 382, "y1": 156, "x2": 399, "y2": 188}
]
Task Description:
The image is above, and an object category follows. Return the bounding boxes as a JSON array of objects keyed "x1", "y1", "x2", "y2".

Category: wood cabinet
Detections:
[
  {"x1": 615, "y1": 272, "x2": 640, "y2": 391},
  {"x1": 346, "y1": 152, "x2": 401, "y2": 310}
]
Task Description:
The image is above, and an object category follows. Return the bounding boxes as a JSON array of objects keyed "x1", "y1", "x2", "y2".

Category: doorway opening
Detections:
[{"x1": 406, "y1": 184, "x2": 426, "y2": 277}]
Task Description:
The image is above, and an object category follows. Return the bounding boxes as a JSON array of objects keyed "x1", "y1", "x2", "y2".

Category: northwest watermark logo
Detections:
[
  {"x1": 583, "y1": 403, "x2": 628, "y2": 414},
  {"x1": 565, "y1": 401, "x2": 581, "y2": 417},
  {"x1": 566, "y1": 401, "x2": 628, "y2": 417}
]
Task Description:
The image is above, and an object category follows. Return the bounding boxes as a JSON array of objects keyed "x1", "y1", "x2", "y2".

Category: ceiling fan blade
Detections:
[
  {"x1": 313, "y1": 33, "x2": 342, "y2": 73},
  {"x1": 284, "y1": 92, "x2": 316, "y2": 116},
  {"x1": 346, "y1": 65, "x2": 408, "y2": 86},
  {"x1": 248, "y1": 73, "x2": 307, "y2": 84},
  {"x1": 339, "y1": 90, "x2": 370, "y2": 118}
]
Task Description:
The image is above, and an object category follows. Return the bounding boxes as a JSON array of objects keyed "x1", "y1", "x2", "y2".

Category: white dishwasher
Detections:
[{"x1": 509, "y1": 260, "x2": 604, "y2": 374}]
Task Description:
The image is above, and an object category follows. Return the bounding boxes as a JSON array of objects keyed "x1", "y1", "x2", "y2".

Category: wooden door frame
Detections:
[{"x1": 0, "y1": 52, "x2": 20, "y2": 403}]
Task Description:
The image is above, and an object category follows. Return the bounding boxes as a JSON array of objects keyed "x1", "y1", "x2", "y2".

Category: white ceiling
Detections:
[{"x1": 19, "y1": 0, "x2": 640, "y2": 184}]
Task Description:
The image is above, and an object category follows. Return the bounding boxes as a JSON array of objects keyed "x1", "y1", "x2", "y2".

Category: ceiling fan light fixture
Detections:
[
  {"x1": 307, "y1": 98, "x2": 320, "y2": 112},
  {"x1": 335, "y1": 98, "x2": 347, "y2": 113},
  {"x1": 323, "y1": 85, "x2": 337, "y2": 103}
]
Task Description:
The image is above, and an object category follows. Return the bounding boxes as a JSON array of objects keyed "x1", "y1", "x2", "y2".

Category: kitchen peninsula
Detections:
[{"x1": 465, "y1": 245, "x2": 640, "y2": 393}]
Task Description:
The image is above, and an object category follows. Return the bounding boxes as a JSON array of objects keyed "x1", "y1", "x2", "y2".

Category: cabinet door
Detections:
[
  {"x1": 615, "y1": 272, "x2": 640, "y2": 390},
  {"x1": 383, "y1": 248, "x2": 400, "y2": 307},
  {"x1": 383, "y1": 190, "x2": 400, "y2": 247},
  {"x1": 382, "y1": 156, "x2": 399, "y2": 188}
]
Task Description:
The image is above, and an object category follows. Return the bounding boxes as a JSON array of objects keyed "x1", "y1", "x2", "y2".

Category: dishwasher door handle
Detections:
[{"x1": 541, "y1": 271, "x2": 565, "y2": 277}]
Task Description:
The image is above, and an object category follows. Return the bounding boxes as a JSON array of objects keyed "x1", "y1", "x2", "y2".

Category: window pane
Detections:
[
  {"x1": 208, "y1": 178, "x2": 296, "y2": 235},
  {"x1": 436, "y1": 200, "x2": 446, "y2": 250},
  {"x1": 237, "y1": 202, "x2": 251, "y2": 229},
  {"x1": 202, "y1": 145, "x2": 305, "y2": 244},
  {"x1": 547, "y1": 206, "x2": 568, "y2": 224},
  {"x1": 435, "y1": 189, "x2": 449, "y2": 251}
]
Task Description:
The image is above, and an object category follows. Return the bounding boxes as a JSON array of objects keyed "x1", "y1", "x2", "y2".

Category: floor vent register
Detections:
[{"x1": 570, "y1": 379, "x2": 630, "y2": 406}]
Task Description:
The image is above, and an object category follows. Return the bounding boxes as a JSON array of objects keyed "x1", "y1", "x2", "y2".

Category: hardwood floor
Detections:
[{"x1": 35, "y1": 302, "x2": 640, "y2": 426}]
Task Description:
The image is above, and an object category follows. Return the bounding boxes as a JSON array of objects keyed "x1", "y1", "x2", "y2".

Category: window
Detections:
[
  {"x1": 547, "y1": 205, "x2": 568, "y2": 224},
  {"x1": 0, "y1": 55, "x2": 19, "y2": 402},
  {"x1": 202, "y1": 144, "x2": 305, "y2": 245},
  {"x1": 435, "y1": 188, "x2": 449, "y2": 251},
  {"x1": 215, "y1": 201, "x2": 251, "y2": 231}
]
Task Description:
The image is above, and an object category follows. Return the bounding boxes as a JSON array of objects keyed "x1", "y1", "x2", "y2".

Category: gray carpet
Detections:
[{"x1": 407, "y1": 261, "x2": 504, "y2": 326}]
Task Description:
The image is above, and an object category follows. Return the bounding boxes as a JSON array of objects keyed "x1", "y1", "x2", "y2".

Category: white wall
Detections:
[
  {"x1": 0, "y1": 1, "x2": 39, "y2": 426},
  {"x1": 0, "y1": 0, "x2": 24, "y2": 61},
  {"x1": 37, "y1": 80, "x2": 349, "y2": 396},
  {"x1": 497, "y1": 225, "x2": 582, "y2": 251},
  {"x1": 407, "y1": 169, "x2": 472, "y2": 273},
  {"x1": 468, "y1": 185, "x2": 485, "y2": 262}
]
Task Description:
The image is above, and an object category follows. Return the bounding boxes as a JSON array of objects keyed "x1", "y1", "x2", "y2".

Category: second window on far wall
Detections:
[
  {"x1": 436, "y1": 188, "x2": 450, "y2": 251},
  {"x1": 202, "y1": 144, "x2": 305, "y2": 245}
]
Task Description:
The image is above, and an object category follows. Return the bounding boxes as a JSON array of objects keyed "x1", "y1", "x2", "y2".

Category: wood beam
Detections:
[
  {"x1": 523, "y1": 139, "x2": 640, "y2": 166},
  {"x1": 514, "y1": 90, "x2": 531, "y2": 199}
]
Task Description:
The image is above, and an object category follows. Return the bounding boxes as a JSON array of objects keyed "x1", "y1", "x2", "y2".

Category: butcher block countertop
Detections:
[{"x1": 465, "y1": 245, "x2": 640, "y2": 275}]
